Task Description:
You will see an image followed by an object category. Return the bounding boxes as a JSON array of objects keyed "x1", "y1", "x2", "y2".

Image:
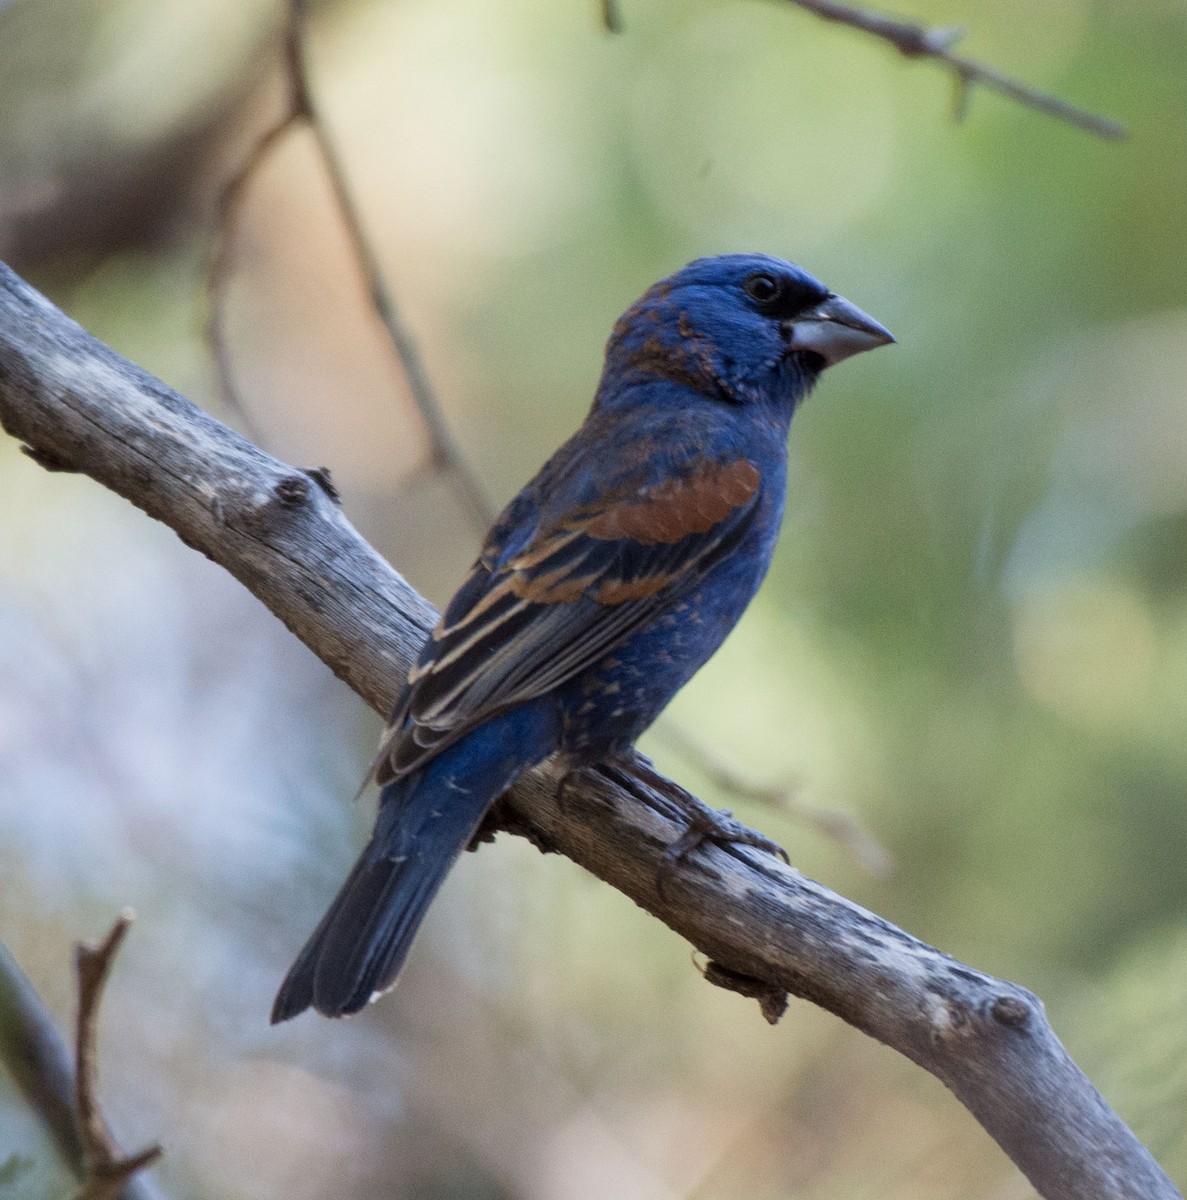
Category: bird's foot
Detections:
[
  {"x1": 554, "y1": 764, "x2": 586, "y2": 813},
  {"x1": 663, "y1": 803, "x2": 789, "y2": 869},
  {"x1": 612, "y1": 754, "x2": 789, "y2": 898}
]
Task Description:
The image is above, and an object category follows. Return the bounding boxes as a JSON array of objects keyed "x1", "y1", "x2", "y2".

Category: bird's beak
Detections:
[{"x1": 783, "y1": 294, "x2": 895, "y2": 366}]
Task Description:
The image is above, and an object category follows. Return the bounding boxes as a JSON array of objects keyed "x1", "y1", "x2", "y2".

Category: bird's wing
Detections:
[{"x1": 374, "y1": 453, "x2": 763, "y2": 784}]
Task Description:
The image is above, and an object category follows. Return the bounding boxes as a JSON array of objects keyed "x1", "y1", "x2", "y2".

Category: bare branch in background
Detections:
[
  {"x1": 784, "y1": 0, "x2": 1125, "y2": 140},
  {"x1": 598, "y1": 0, "x2": 622, "y2": 34},
  {"x1": 604, "y1": 0, "x2": 1123, "y2": 138},
  {"x1": 206, "y1": 112, "x2": 302, "y2": 447},
  {"x1": 0, "y1": 924, "x2": 165, "y2": 1200},
  {"x1": 0, "y1": 262, "x2": 1177, "y2": 1200},
  {"x1": 206, "y1": 0, "x2": 495, "y2": 530},
  {"x1": 71, "y1": 913, "x2": 163, "y2": 1200}
]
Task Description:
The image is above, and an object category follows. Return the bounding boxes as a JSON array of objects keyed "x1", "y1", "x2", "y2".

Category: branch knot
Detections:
[
  {"x1": 990, "y1": 992, "x2": 1036, "y2": 1030},
  {"x1": 273, "y1": 474, "x2": 311, "y2": 507}
]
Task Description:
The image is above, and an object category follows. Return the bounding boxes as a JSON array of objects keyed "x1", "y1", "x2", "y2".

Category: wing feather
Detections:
[{"x1": 374, "y1": 455, "x2": 762, "y2": 784}]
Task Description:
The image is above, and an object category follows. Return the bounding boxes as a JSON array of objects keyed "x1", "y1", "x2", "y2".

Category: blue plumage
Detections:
[{"x1": 272, "y1": 253, "x2": 892, "y2": 1021}]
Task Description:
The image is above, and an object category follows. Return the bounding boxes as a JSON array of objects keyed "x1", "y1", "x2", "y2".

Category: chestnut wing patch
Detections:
[
  {"x1": 583, "y1": 459, "x2": 760, "y2": 544},
  {"x1": 375, "y1": 458, "x2": 762, "y2": 783}
]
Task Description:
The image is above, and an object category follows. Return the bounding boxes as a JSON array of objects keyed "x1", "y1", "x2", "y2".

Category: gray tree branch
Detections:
[
  {"x1": 0, "y1": 940, "x2": 87, "y2": 1177},
  {"x1": 0, "y1": 260, "x2": 1177, "y2": 1200}
]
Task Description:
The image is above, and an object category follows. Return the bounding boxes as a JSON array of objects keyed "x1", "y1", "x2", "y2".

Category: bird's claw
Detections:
[
  {"x1": 657, "y1": 805, "x2": 789, "y2": 900},
  {"x1": 673, "y1": 807, "x2": 789, "y2": 865},
  {"x1": 610, "y1": 753, "x2": 789, "y2": 899},
  {"x1": 554, "y1": 765, "x2": 584, "y2": 813},
  {"x1": 667, "y1": 806, "x2": 787, "y2": 864}
]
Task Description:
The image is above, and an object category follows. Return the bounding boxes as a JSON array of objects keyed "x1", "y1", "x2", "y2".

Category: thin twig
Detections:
[
  {"x1": 0, "y1": 933, "x2": 165, "y2": 1200},
  {"x1": 206, "y1": 112, "x2": 302, "y2": 447},
  {"x1": 206, "y1": 0, "x2": 495, "y2": 533},
  {"x1": 285, "y1": 0, "x2": 494, "y2": 529},
  {"x1": 205, "y1": 0, "x2": 309, "y2": 447},
  {"x1": 599, "y1": 0, "x2": 622, "y2": 34},
  {"x1": 785, "y1": 0, "x2": 1125, "y2": 140},
  {"x1": 72, "y1": 912, "x2": 163, "y2": 1200},
  {"x1": 653, "y1": 722, "x2": 894, "y2": 876}
]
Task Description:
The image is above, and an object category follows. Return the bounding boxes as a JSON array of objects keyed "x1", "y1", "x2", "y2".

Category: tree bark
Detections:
[{"x1": 0, "y1": 260, "x2": 1177, "y2": 1200}]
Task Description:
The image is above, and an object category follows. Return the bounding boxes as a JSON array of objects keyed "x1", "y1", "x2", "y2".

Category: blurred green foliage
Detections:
[{"x1": 1, "y1": 0, "x2": 1186, "y2": 1197}]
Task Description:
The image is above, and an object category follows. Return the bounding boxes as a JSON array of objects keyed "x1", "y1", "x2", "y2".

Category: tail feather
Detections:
[
  {"x1": 272, "y1": 703, "x2": 558, "y2": 1022},
  {"x1": 271, "y1": 790, "x2": 488, "y2": 1021}
]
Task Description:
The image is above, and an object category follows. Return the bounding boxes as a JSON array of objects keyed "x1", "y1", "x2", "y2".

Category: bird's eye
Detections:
[{"x1": 744, "y1": 273, "x2": 782, "y2": 305}]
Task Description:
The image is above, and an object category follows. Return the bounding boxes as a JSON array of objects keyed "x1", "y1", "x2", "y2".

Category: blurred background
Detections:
[{"x1": 1, "y1": 0, "x2": 1186, "y2": 1196}]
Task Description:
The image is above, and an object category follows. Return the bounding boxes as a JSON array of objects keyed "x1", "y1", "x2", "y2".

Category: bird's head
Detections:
[{"x1": 599, "y1": 253, "x2": 893, "y2": 409}]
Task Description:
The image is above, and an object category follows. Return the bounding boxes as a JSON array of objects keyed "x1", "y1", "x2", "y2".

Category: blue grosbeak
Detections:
[{"x1": 272, "y1": 253, "x2": 892, "y2": 1022}]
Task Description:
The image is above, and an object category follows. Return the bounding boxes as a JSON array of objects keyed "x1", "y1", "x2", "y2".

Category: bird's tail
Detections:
[{"x1": 271, "y1": 705, "x2": 557, "y2": 1022}]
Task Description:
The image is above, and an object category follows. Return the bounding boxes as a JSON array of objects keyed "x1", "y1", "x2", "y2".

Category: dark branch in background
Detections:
[
  {"x1": 600, "y1": 0, "x2": 1124, "y2": 139},
  {"x1": 0, "y1": 263, "x2": 1178, "y2": 1200},
  {"x1": 0, "y1": 921, "x2": 165, "y2": 1200},
  {"x1": 782, "y1": 0, "x2": 1125, "y2": 139},
  {"x1": 598, "y1": 0, "x2": 622, "y2": 34},
  {"x1": 206, "y1": 112, "x2": 301, "y2": 448},
  {"x1": 72, "y1": 913, "x2": 163, "y2": 1200},
  {"x1": 206, "y1": 0, "x2": 495, "y2": 529}
]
